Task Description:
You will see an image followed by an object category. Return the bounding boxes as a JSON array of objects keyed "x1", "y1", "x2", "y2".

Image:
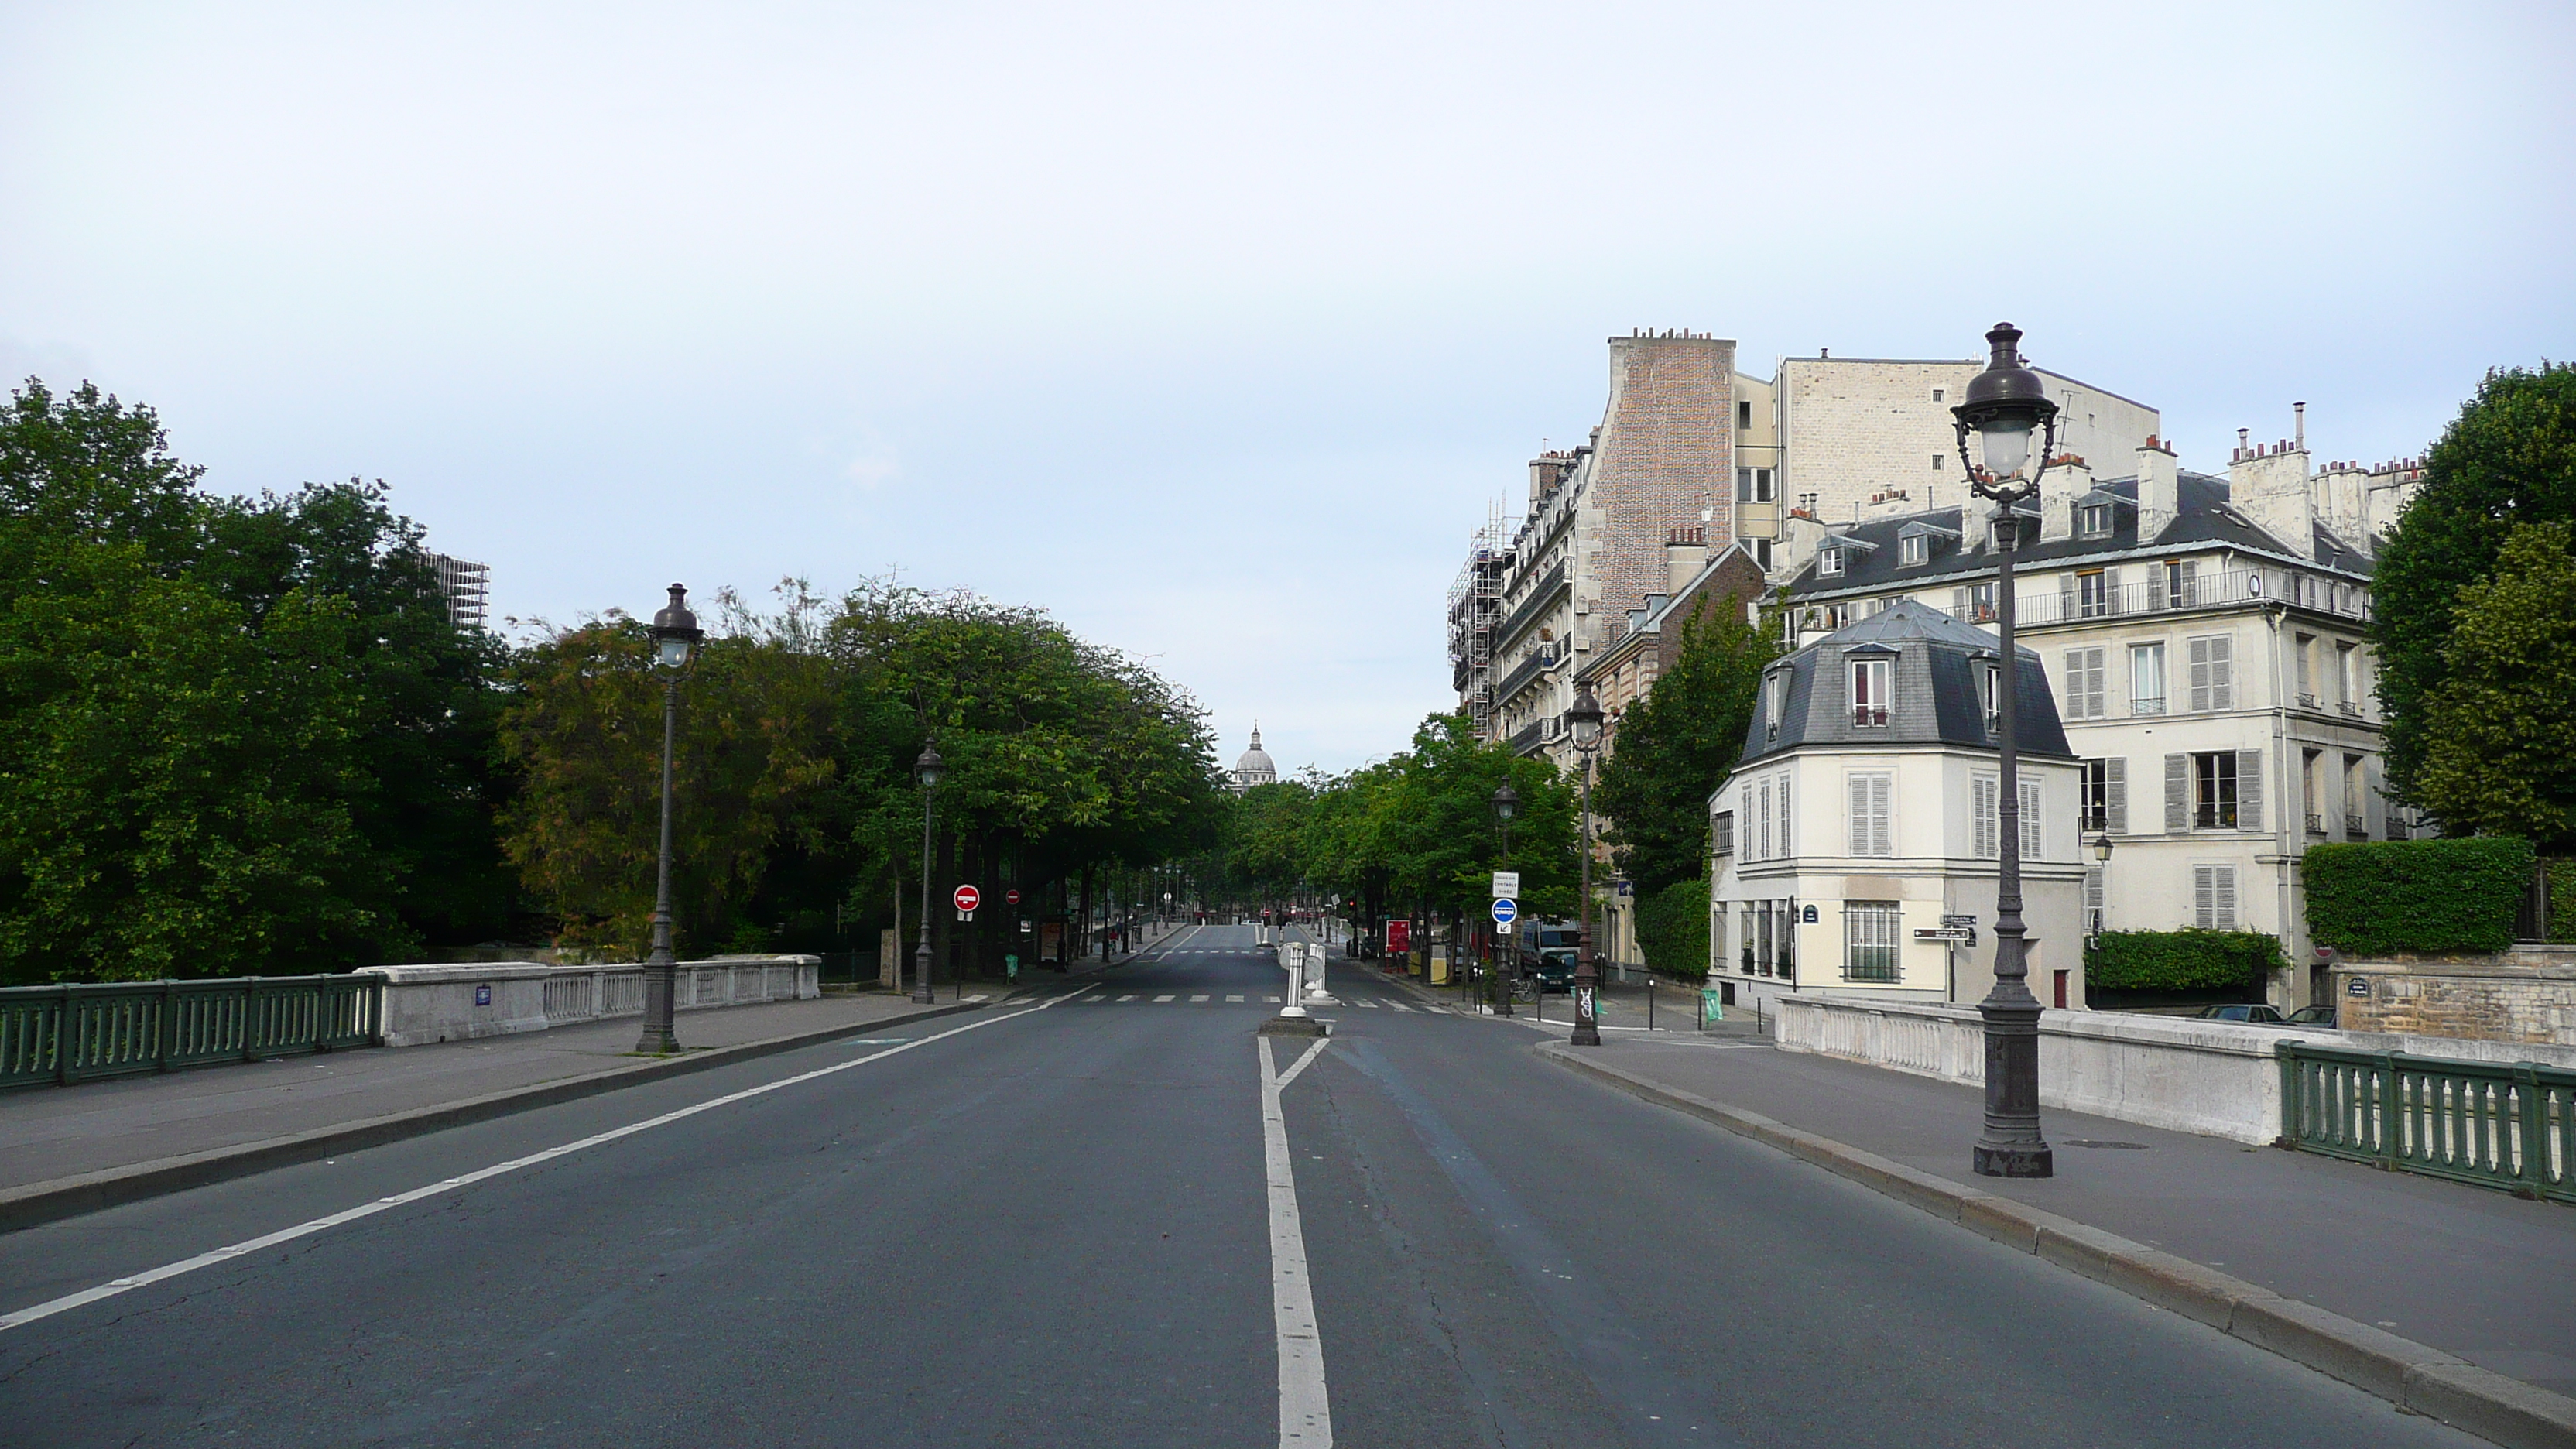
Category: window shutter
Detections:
[
  {"x1": 1848, "y1": 775, "x2": 1870, "y2": 856},
  {"x1": 2106, "y1": 758, "x2": 2127, "y2": 833},
  {"x1": 2214, "y1": 865, "x2": 2238, "y2": 930},
  {"x1": 1974, "y1": 776, "x2": 1999, "y2": 858},
  {"x1": 2102, "y1": 568, "x2": 2119, "y2": 615},
  {"x1": 2164, "y1": 754, "x2": 2188, "y2": 832},
  {"x1": 2058, "y1": 575, "x2": 2077, "y2": 623},
  {"x1": 2187, "y1": 638, "x2": 2211, "y2": 711},
  {"x1": 2193, "y1": 865, "x2": 2215, "y2": 927},
  {"x1": 1952, "y1": 587, "x2": 1970, "y2": 618},
  {"x1": 1780, "y1": 776, "x2": 1793, "y2": 855},
  {"x1": 1742, "y1": 789, "x2": 1755, "y2": 861},
  {"x1": 2210, "y1": 638, "x2": 2235, "y2": 710},
  {"x1": 1869, "y1": 776, "x2": 1891, "y2": 857},
  {"x1": 2021, "y1": 777, "x2": 2043, "y2": 861},
  {"x1": 2236, "y1": 748, "x2": 2263, "y2": 831}
]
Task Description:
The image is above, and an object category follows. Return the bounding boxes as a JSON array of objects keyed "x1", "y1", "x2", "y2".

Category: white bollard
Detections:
[{"x1": 1302, "y1": 940, "x2": 1338, "y2": 1006}]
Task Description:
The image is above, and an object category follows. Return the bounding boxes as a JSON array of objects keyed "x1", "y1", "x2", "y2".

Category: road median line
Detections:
[
  {"x1": 1536, "y1": 1040, "x2": 2576, "y2": 1449},
  {"x1": 0, "y1": 997, "x2": 992, "y2": 1235}
]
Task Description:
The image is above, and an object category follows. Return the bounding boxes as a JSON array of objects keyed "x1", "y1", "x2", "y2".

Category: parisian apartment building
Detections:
[{"x1": 1448, "y1": 332, "x2": 2426, "y2": 998}]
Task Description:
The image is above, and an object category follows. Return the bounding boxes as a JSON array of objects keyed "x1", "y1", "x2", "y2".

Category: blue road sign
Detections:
[{"x1": 1491, "y1": 897, "x2": 1518, "y2": 926}]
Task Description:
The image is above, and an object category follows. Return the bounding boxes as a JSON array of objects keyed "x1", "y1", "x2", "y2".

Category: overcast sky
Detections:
[{"x1": 5, "y1": 2, "x2": 2569, "y2": 775}]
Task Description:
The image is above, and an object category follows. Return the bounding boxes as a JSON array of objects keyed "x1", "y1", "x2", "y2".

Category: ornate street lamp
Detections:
[
  {"x1": 1564, "y1": 683, "x2": 1605, "y2": 1046},
  {"x1": 1953, "y1": 321, "x2": 2060, "y2": 1179},
  {"x1": 636, "y1": 584, "x2": 704, "y2": 1054},
  {"x1": 1490, "y1": 783, "x2": 1518, "y2": 1016},
  {"x1": 911, "y1": 742, "x2": 944, "y2": 1004}
]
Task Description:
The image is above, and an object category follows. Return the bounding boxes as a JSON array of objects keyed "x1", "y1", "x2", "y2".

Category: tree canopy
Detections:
[
  {"x1": 2371, "y1": 362, "x2": 2576, "y2": 803},
  {"x1": 2410, "y1": 521, "x2": 2576, "y2": 849},
  {"x1": 1590, "y1": 608, "x2": 1779, "y2": 895}
]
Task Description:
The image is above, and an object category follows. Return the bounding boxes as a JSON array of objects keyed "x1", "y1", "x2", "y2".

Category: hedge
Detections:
[
  {"x1": 2303, "y1": 837, "x2": 2534, "y2": 955},
  {"x1": 1635, "y1": 876, "x2": 1711, "y2": 981},
  {"x1": 2088, "y1": 929, "x2": 2288, "y2": 992}
]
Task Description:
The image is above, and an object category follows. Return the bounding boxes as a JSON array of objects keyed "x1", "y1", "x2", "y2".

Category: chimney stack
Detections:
[{"x1": 2295, "y1": 402, "x2": 2306, "y2": 450}]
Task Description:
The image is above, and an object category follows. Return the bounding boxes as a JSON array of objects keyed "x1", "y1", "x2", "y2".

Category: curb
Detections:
[
  {"x1": 0, "y1": 998, "x2": 990, "y2": 1235},
  {"x1": 1536, "y1": 1041, "x2": 2576, "y2": 1449}
]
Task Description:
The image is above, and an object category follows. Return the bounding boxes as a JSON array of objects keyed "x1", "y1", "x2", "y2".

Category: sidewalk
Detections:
[
  {"x1": 1544, "y1": 1033, "x2": 2576, "y2": 1413},
  {"x1": 0, "y1": 990, "x2": 1005, "y2": 1199}
]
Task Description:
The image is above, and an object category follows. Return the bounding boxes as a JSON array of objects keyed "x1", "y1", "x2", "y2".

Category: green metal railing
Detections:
[
  {"x1": 2280, "y1": 1043, "x2": 2574, "y2": 1204},
  {"x1": 0, "y1": 975, "x2": 380, "y2": 1089}
]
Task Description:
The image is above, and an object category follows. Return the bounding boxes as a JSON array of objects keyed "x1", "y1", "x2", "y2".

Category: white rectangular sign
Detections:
[{"x1": 1492, "y1": 872, "x2": 1519, "y2": 899}]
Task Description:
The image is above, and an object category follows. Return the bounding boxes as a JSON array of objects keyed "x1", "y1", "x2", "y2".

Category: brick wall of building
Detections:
[{"x1": 1591, "y1": 332, "x2": 1735, "y2": 632}]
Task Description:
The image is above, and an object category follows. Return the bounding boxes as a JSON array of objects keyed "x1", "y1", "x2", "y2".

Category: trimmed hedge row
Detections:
[
  {"x1": 2088, "y1": 929, "x2": 2287, "y2": 992},
  {"x1": 1635, "y1": 876, "x2": 1711, "y2": 981},
  {"x1": 2303, "y1": 837, "x2": 2535, "y2": 954}
]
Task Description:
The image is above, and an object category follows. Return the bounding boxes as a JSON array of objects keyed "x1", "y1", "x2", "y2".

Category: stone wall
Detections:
[
  {"x1": 2334, "y1": 948, "x2": 2576, "y2": 1047},
  {"x1": 358, "y1": 955, "x2": 823, "y2": 1047}
]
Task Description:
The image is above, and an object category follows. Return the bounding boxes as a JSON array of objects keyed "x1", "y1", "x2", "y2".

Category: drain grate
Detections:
[{"x1": 2063, "y1": 1139, "x2": 2150, "y2": 1149}]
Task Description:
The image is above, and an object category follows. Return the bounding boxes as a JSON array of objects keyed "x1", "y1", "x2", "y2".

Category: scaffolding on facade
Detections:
[
  {"x1": 425, "y1": 552, "x2": 492, "y2": 631},
  {"x1": 1445, "y1": 501, "x2": 1510, "y2": 741}
]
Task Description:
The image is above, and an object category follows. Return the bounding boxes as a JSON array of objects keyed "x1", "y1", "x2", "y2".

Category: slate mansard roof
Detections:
[
  {"x1": 1786, "y1": 473, "x2": 2370, "y2": 601},
  {"x1": 1738, "y1": 599, "x2": 2073, "y2": 769}
]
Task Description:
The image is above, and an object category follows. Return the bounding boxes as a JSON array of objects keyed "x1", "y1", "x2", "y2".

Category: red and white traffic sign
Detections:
[
  {"x1": 954, "y1": 885, "x2": 981, "y2": 913},
  {"x1": 1005, "y1": 889, "x2": 1021, "y2": 906}
]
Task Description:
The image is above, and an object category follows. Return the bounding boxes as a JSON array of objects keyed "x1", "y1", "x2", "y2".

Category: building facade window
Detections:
[
  {"x1": 2020, "y1": 776, "x2": 2043, "y2": 861},
  {"x1": 1846, "y1": 772, "x2": 1893, "y2": 857},
  {"x1": 1900, "y1": 533, "x2": 1927, "y2": 566},
  {"x1": 1713, "y1": 810, "x2": 1735, "y2": 857},
  {"x1": 2079, "y1": 759, "x2": 2111, "y2": 831},
  {"x1": 2187, "y1": 635, "x2": 2235, "y2": 711},
  {"x1": 1951, "y1": 581, "x2": 1995, "y2": 622},
  {"x1": 1973, "y1": 774, "x2": 1999, "y2": 858},
  {"x1": 2193, "y1": 864, "x2": 2239, "y2": 930},
  {"x1": 2294, "y1": 632, "x2": 2315, "y2": 706},
  {"x1": 2077, "y1": 570, "x2": 2110, "y2": 618},
  {"x1": 2165, "y1": 558, "x2": 2199, "y2": 608},
  {"x1": 1850, "y1": 657, "x2": 1891, "y2": 727},
  {"x1": 1738, "y1": 466, "x2": 1776, "y2": 502},
  {"x1": 1931, "y1": 454, "x2": 1944, "y2": 471},
  {"x1": 2336, "y1": 642, "x2": 2358, "y2": 711},
  {"x1": 2064, "y1": 647, "x2": 2106, "y2": 718},
  {"x1": 2084, "y1": 868, "x2": 2106, "y2": 934},
  {"x1": 2192, "y1": 752, "x2": 2239, "y2": 828},
  {"x1": 2130, "y1": 642, "x2": 2167, "y2": 715},
  {"x1": 2078, "y1": 502, "x2": 2113, "y2": 537},
  {"x1": 1845, "y1": 903, "x2": 1903, "y2": 982},
  {"x1": 1819, "y1": 548, "x2": 1845, "y2": 577}
]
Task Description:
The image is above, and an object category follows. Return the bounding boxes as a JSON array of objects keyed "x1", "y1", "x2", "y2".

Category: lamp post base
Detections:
[
  {"x1": 635, "y1": 1025, "x2": 680, "y2": 1054},
  {"x1": 1972, "y1": 1142, "x2": 2055, "y2": 1178}
]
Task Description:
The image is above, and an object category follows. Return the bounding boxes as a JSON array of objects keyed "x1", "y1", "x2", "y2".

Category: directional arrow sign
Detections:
[
  {"x1": 1491, "y1": 897, "x2": 1518, "y2": 927},
  {"x1": 954, "y1": 885, "x2": 981, "y2": 913}
]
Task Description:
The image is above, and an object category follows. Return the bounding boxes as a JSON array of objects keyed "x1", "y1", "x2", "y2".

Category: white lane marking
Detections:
[
  {"x1": 1265, "y1": 995, "x2": 1283, "y2": 1003},
  {"x1": 1258, "y1": 1036, "x2": 1334, "y2": 1448},
  {"x1": 1190, "y1": 995, "x2": 1211, "y2": 1002},
  {"x1": 1225, "y1": 995, "x2": 1245, "y2": 1002},
  {"x1": 1154, "y1": 994, "x2": 1177, "y2": 1003},
  {"x1": 0, "y1": 988, "x2": 1094, "y2": 1334},
  {"x1": 1117, "y1": 995, "x2": 1138, "y2": 1002},
  {"x1": 1386, "y1": 1002, "x2": 1415, "y2": 1013},
  {"x1": 1351, "y1": 1001, "x2": 1379, "y2": 1009}
]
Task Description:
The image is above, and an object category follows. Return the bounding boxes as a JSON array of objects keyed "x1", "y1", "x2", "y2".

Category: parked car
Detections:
[
  {"x1": 2285, "y1": 1004, "x2": 2338, "y2": 1027},
  {"x1": 1516, "y1": 923, "x2": 1579, "y2": 992},
  {"x1": 2194, "y1": 1003, "x2": 2287, "y2": 1024}
]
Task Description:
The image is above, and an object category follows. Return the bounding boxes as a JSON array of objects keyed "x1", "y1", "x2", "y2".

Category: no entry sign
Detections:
[
  {"x1": 954, "y1": 885, "x2": 981, "y2": 913},
  {"x1": 1005, "y1": 889, "x2": 1021, "y2": 906}
]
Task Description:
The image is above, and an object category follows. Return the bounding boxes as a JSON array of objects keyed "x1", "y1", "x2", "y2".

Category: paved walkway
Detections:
[
  {"x1": 1547, "y1": 1030, "x2": 2576, "y2": 1401},
  {"x1": 3, "y1": 922, "x2": 1189, "y2": 1197}
]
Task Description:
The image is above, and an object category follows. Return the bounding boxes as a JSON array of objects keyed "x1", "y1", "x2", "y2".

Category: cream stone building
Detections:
[
  {"x1": 1762, "y1": 415, "x2": 2428, "y2": 1011},
  {"x1": 1709, "y1": 601, "x2": 2087, "y2": 1015}
]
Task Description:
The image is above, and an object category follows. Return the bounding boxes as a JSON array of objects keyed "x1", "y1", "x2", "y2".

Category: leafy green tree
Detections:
[
  {"x1": 498, "y1": 588, "x2": 838, "y2": 958},
  {"x1": 2411, "y1": 521, "x2": 2576, "y2": 848},
  {"x1": 0, "y1": 543, "x2": 383, "y2": 981},
  {"x1": 1591, "y1": 608, "x2": 1780, "y2": 894},
  {"x1": 2372, "y1": 362, "x2": 2576, "y2": 800}
]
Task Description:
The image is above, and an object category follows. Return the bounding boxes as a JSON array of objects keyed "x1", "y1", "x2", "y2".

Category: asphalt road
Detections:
[{"x1": 0, "y1": 925, "x2": 2478, "y2": 1447}]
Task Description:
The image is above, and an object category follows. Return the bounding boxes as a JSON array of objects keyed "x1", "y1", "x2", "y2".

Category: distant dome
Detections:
[{"x1": 1230, "y1": 727, "x2": 1279, "y2": 793}]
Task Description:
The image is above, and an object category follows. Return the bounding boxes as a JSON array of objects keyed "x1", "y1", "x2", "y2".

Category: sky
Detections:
[{"x1": 3, "y1": 1, "x2": 2570, "y2": 776}]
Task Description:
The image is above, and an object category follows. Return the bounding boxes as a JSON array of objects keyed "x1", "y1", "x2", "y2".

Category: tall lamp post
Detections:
[
  {"x1": 635, "y1": 584, "x2": 704, "y2": 1054},
  {"x1": 1953, "y1": 321, "x2": 2060, "y2": 1179},
  {"x1": 1490, "y1": 783, "x2": 1517, "y2": 1017},
  {"x1": 911, "y1": 742, "x2": 943, "y2": 1004},
  {"x1": 1565, "y1": 684, "x2": 1605, "y2": 1046}
]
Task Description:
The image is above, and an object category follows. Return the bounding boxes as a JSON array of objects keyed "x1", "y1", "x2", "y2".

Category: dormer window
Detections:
[
  {"x1": 1899, "y1": 534, "x2": 1928, "y2": 566},
  {"x1": 1763, "y1": 672, "x2": 1786, "y2": 735},
  {"x1": 1850, "y1": 657, "x2": 1891, "y2": 728},
  {"x1": 1978, "y1": 661, "x2": 2002, "y2": 731},
  {"x1": 1819, "y1": 548, "x2": 1845, "y2": 577},
  {"x1": 2078, "y1": 502, "x2": 2114, "y2": 538}
]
